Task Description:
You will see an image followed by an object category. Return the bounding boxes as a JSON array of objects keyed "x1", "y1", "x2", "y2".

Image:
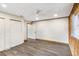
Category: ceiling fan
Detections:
[
  {"x1": 35, "y1": 10, "x2": 40, "y2": 20},
  {"x1": 34, "y1": 10, "x2": 59, "y2": 22},
  {"x1": 31, "y1": 10, "x2": 68, "y2": 23}
]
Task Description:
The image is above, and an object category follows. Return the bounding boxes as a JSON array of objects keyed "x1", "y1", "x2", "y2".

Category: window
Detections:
[{"x1": 71, "y1": 13, "x2": 79, "y2": 39}]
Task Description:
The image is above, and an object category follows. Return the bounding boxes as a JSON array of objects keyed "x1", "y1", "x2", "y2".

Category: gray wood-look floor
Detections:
[{"x1": 0, "y1": 39, "x2": 72, "y2": 56}]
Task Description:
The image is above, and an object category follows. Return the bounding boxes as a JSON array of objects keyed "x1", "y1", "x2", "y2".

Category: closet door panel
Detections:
[
  {"x1": 5, "y1": 19, "x2": 11, "y2": 49},
  {"x1": 22, "y1": 22, "x2": 25, "y2": 40},
  {"x1": 18, "y1": 22, "x2": 24, "y2": 42},
  {"x1": 0, "y1": 19, "x2": 5, "y2": 51}
]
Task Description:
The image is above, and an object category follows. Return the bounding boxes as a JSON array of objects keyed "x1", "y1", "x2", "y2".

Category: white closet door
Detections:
[
  {"x1": 0, "y1": 19, "x2": 5, "y2": 51},
  {"x1": 10, "y1": 20, "x2": 24, "y2": 47}
]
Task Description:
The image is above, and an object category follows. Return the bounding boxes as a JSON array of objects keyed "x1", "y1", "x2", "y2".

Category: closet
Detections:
[
  {"x1": 0, "y1": 16, "x2": 25, "y2": 51},
  {"x1": 10, "y1": 19, "x2": 24, "y2": 47}
]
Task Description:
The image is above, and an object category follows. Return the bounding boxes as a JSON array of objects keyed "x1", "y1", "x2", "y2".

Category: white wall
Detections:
[{"x1": 28, "y1": 18, "x2": 68, "y2": 43}]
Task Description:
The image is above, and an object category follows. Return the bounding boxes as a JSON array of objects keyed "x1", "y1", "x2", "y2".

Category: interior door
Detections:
[{"x1": 0, "y1": 18, "x2": 5, "y2": 51}]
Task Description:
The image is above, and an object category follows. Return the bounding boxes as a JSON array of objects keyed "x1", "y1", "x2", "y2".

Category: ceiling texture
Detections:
[{"x1": 0, "y1": 3, "x2": 73, "y2": 21}]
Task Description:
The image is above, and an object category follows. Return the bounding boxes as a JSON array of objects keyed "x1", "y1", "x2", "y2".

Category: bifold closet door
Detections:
[
  {"x1": 0, "y1": 19, "x2": 5, "y2": 51},
  {"x1": 10, "y1": 20, "x2": 24, "y2": 47},
  {"x1": 5, "y1": 19, "x2": 25, "y2": 49},
  {"x1": 0, "y1": 18, "x2": 25, "y2": 51}
]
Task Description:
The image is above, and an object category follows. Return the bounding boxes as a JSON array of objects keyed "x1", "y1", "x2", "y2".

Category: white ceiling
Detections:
[{"x1": 0, "y1": 3, "x2": 73, "y2": 21}]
